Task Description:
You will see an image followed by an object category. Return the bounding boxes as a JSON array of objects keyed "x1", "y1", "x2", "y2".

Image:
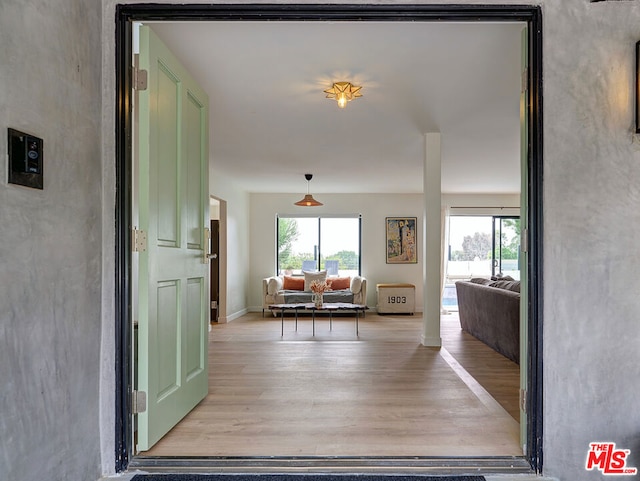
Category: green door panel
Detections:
[{"x1": 136, "y1": 25, "x2": 210, "y2": 452}]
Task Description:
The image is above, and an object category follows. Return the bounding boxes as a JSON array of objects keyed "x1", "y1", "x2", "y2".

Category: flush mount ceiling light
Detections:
[
  {"x1": 294, "y1": 174, "x2": 323, "y2": 207},
  {"x1": 324, "y1": 81, "x2": 362, "y2": 109}
]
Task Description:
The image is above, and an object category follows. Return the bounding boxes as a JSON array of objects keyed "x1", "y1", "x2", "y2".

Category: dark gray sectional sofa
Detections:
[{"x1": 455, "y1": 277, "x2": 521, "y2": 364}]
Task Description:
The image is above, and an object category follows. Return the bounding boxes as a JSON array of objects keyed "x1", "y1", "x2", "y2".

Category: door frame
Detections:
[
  {"x1": 491, "y1": 215, "x2": 521, "y2": 279},
  {"x1": 114, "y1": 3, "x2": 544, "y2": 474}
]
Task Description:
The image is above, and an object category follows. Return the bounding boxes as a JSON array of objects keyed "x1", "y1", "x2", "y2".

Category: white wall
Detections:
[
  {"x1": 250, "y1": 192, "x2": 519, "y2": 312},
  {"x1": 250, "y1": 193, "x2": 424, "y2": 310}
]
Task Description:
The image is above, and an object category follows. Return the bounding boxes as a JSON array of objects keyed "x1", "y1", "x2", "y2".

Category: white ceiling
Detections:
[{"x1": 149, "y1": 21, "x2": 524, "y2": 195}]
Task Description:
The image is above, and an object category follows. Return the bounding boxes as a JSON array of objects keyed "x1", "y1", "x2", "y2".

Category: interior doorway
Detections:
[
  {"x1": 210, "y1": 197, "x2": 221, "y2": 323},
  {"x1": 114, "y1": 3, "x2": 543, "y2": 474}
]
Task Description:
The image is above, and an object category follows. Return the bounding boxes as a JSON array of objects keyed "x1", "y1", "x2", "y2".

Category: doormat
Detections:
[{"x1": 131, "y1": 476, "x2": 485, "y2": 481}]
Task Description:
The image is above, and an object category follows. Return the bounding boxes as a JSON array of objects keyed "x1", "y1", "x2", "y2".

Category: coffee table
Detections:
[{"x1": 268, "y1": 302, "x2": 368, "y2": 336}]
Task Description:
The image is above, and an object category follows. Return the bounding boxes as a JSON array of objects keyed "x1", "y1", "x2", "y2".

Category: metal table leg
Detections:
[{"x1": 281, "y1": 308, "x2": 284, "y2": 336}]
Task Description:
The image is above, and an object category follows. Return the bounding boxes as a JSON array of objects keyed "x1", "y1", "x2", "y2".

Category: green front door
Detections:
[{"x1": 135, "y1": 25, "x2": 210, "y2": 452}]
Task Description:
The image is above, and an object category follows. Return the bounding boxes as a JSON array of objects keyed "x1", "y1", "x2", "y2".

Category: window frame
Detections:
[{"x1": 276, "y1": 214, "x2": 362, "y2": 277}]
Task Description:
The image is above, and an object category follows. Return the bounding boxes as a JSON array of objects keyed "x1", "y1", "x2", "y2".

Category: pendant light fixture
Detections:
[{"x1": 294, "y1": 174, "x2": 323, "y2": 206}]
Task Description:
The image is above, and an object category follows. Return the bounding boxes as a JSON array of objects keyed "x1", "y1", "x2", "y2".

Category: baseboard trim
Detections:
[
  {"x1": 219, "y1": 308, "x2": 249, "y2": 323},
  {"x1": 421, "y1": 335, "x2": 442, "y2": 347}
]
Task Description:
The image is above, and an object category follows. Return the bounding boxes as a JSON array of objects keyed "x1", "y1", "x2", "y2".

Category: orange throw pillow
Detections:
[
  {"x1": 328, "y1": 277, "x2": 351, "y2": 290},
  {"x1": 283, "y1": 276, "x2": 305, "y2": 290}
]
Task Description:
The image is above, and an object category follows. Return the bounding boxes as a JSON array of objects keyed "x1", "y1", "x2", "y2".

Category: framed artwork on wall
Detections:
[{"x1": 385, "y1": 217, "x2": 417, "y2": 264}]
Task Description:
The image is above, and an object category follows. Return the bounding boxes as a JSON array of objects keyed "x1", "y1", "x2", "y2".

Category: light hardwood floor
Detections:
[{"x1": 140, "y1": 311, "x2": 521, "y2": 457}]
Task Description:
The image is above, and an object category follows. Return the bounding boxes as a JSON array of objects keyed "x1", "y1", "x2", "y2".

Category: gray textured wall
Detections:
[
  {"x1": 544, "y1": 1, "x2": 640, "y2": 478},
  {"x1": 98, "y1": 2, "x2": 640, "y2": 480},
  {"x1": 0, "y1": 1, "x2": 103, "y2": 480}
]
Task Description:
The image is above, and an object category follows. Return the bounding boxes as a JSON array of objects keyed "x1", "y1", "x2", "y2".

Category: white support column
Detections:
[{"x1": 422, "y1": 133, "x2": 442, "y2": 347}]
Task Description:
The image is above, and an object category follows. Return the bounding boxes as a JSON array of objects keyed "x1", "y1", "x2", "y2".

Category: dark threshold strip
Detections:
[{"x1": 131, "y1": 475, "x2": 485, "y2": 481}]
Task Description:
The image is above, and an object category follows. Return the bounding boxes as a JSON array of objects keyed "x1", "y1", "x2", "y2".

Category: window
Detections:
[
  {"x1": 443, "y1": 215, "x2": 520, "y2": 310},
  {"x1": 277, "y1": 215, "x2": 361, "y2": 277}
]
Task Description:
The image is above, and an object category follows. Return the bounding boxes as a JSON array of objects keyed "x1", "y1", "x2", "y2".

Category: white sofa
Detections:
[{"x1": 262, "y1": 274, "x2": 367, "y2": 316}]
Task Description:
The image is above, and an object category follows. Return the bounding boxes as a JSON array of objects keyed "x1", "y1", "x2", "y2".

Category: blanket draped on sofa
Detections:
[{"x1": 283, "y1": 290, "x2": 354, "y2": 304}]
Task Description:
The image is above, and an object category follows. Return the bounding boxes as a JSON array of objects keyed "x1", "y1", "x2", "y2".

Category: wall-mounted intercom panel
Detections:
[{"x1": 8, "y1": 128, "x2": 43, "y2": 189}]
